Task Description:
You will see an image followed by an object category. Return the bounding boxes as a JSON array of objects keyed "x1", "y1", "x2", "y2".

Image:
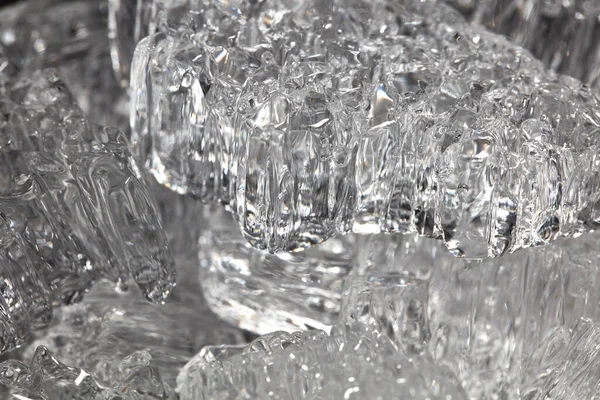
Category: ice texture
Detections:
[
  {"x1": 522, "y1": 318, "x2": 600, "y2": 399},
  {"x1": 199, "y1": 205, "x2": 353, "y2": 334},
  {"x1": 177, "y1": 274, "x2": 468, "y2": 400},
  {"x1": 16, "y1": 181, "x2": 246, "y2": 387},
  {"x1": 131, "y1": 0, "x2": 600, "y2": 258},
  {"x1": 359, "y1": 234, "x2": 600, "y2": 398},
  {"x1": 447, "y1": 0, "x2": 600, "y2": 93},
  {"x1": 0, "y1": 346, "x2": 176, "y2": 399},
  {"x1": 198, "y1": 216, "x2": 600, "y2": 398},
  {"x1": 0, "y1": 0, "x2": 128, "y2": 130},
  {"x1": 0, "y1": 70, "x2": 174, "y2": 354}
]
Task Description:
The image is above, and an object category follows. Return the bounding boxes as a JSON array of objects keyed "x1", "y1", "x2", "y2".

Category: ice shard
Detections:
[
  {"x1": 199, "y1": 205, "x2": 353, "y2": 334},
  {"x1": 0, "y1": 70, "x2": 174, "y2": 354},
  {"x1": 198, "y1": 213, "x2": 600, "y2": 397},
  {"x1": 108, "y1": 0, "x2": 153, "y2": 88},
  {"x1": 131, "y1": 0, "x2": 600, "y2": 258}
]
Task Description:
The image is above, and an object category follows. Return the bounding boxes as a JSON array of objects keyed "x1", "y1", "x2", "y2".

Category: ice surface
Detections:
[
  {"x1": 198, "y1": 221, "x2": 600, "y2": 398},
  {"x1": 131, "y1": 0, "x2": 600, "y2": 258},
  {"x1": 521, "y1": 318, "x2": 600, "y2": 399},
  {"x1": 447, "y1": 0, "x2": 600, "y2": 93},
  {"x1": 14, "y1": 181, "x2": 245, "y2": 388},
  {"x1": 0, "y1": 0, "x2": 128, "y2": 130},
  {"x1": 0, "y1": 71, "x2": 174, "y2": 354},
  {"x1": 0, "y1": 346, "x2": 176, "y2": 399},
  {"x1": 177, "y1": 274, "x2": 468, "y2": 400},
  {"x1": 199, "y1": 205, "x2": 353, "y2": 334}
]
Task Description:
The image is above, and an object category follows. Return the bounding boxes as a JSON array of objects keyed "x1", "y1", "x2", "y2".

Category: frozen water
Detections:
[
  {"x1": 15, "y1": 181, "x2": 245, "y2": 387},
  {"x1": 447, "y1": 0, "x2": 600, "y2": 93},
  {"x1": 177, "y1": 273, "x2": 467, "y2": 400},
  {"x1": 108, "y1": 0, "x2": 153, "y2": 88},
  {"x1": 0, "y1": 180, "x2": 246, "y2": 397},
  {"x1": 0, "y1": 71, "x2": 174, "y2": 354},
  {"x1": 131, "y1": 0, "x2": 600, "y2": 257},
  {"x1": 198, "y1": 223, "x2": 600, "y2": 398},
  {"x1": 0, "y1": 1, "x2": 599, "y2": 399},
  {"x1": 199, "y1": 205, "x2": 353, "y2": 334},
  {"x1": 0, "y1": 346, "x2": 176, "y2": 399}
]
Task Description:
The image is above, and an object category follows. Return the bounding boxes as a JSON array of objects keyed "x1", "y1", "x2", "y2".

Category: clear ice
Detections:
[
  {"x1": 0, "y1": 346, "x2": 176, "y2": 399},
  {"x1": 0, "y1": 70, "x2": 175, "y2": 354},
  {"x1": 197, "y1": 221, "x2": 600, "y2": 398},
  {"x1": 16, "y1": 181, "x2": 245, "y2": 387},
  {"x1": 199, "y1": 205, "x2": 353, "y2": 334},
  {"x1": 1, "y1": 0, "x2": 600, "y2": 399},
  {"x1": 177, "y1": 274, "x2": 468, "y2": 400},
  {"x1": 108, "y1": 0, "x2": 153, "y2": 88},
  {"x1": 131, "y1": 0, "x2": 600, "y2": 258},
  {"x1": 447, "y1": 0, "x2": 600, "y2": 94},
  {"x1": 0, "y1": 179, "x2": 247, "y2": 398}
]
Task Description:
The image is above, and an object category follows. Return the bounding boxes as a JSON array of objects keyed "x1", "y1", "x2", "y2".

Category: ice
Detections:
[
  {"x1": 1, "y1": 1, "x2": 600, "y2": 399},
  {"x1": 0, "y1": 346, "x2": 176, "y2": 399},
  {"x1": 18, "y1": 278, "x2": 244, "y2": 389},
  {"x1": 0, "y1": 70, "x2": 174, "y2": 354},
  {"x1": 131, "y1": 0, "x2": 600, "y2": 258},
  {"x1": 0, "y1": 0, "x2": 128, "y2": 131},
  {"x1": 198, "y1": 219, "x2": 600, "y2": 398},
  {"x1": 447, "y1": 0, "x2": 600, "y2": 93},
  {"x1": 522, "y1": 318, "x2": 600, "y2": 399},
  {"x1": 177, "y1": 274, "x2": 467, "y2": 400},
  {"x1": 0, "y1": 180, "x2": 246, "y2": 397},
  {"x1": 199, "y1": 205, "x2": 353, "y2": 334},
  {"x1": 14, "y1": 181, "x2": 245, "y2": 387},
  {"x1": 359, "y1": 233, "x2": 600, "y2": 398}
]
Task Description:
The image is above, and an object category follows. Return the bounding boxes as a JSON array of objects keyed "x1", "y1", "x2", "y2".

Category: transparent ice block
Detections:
[{"x1": 131, "y1": 0, "x2": 600, "y2": 258}]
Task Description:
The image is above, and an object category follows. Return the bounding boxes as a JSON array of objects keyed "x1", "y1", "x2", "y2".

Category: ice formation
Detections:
[
  {"x1": 16, "y1": 182, "x2": 245, "y2": 387},
  {"x1": 108, "y1": 0, "x2": 153, "y2": 88},
  {"x1": 198, "y1": 225, "x2": 600, "y2": 398},
  {"x1": 0, "y1": 0, "x2": 128, "y2": 130},
  {"x1": 0, "y1": 70, "x2": 174, "y2": 353},
  {"x1": 131, "y1": 0, "x2": 600, "y2": 258},
  {"x1": 177, "y1": 274, "x2": 468, "y2": 400},
  {"x1": 1, "y1": 1, "x2": 600, "y2": 399},
  {"x1": 199, "y1": 205, "x2": 353, "y2": 333},
  {"x1": 0, "y1": 346, "x2": 176, "y2": 399}
]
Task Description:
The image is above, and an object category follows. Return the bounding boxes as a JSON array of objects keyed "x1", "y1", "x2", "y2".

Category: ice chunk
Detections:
[
  {"x1": 199, "y1": 219, "x2": 600, "y2": 398},
  {"x1": 0, "y1": 71, "x2": 174, "y2": 354},
  {"x1": 199, "y1": 205, "x2": 353, "y2": 334},
  {"x1": 356, "y1": 233, "x2": 600, "y2": 398},
  {"x1": 107, "y1": 0, "x2": 153, "y2": 87},
  {"x1": 131, "y1": 0, "x2": 600, "y2": 257},
  {"x1": 521, "y1": 318, "x2": 600, "y2": 399},
  {"x1": 20, "y1": 182, "x2": 245, "y2": 387}
]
